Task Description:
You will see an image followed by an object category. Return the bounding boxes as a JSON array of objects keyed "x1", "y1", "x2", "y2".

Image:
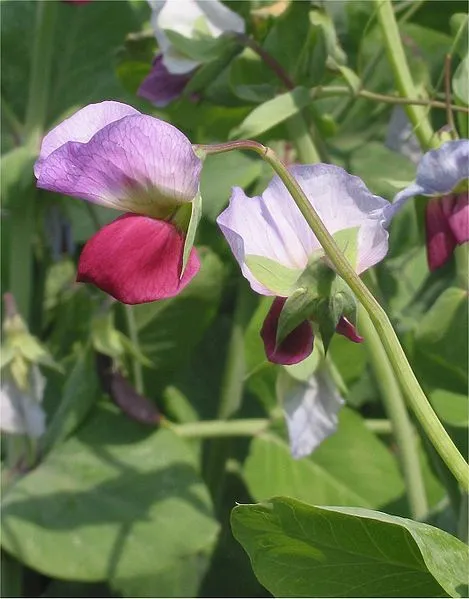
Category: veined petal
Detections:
[
  {"x1": 36, "y1": 112, "x2": 202, "y2": 216},
  {"x1": 138, "y1": 55, "x2": 192, "y2": 107},
  {"x1": 260, "y1": 297, "x2": 314, "y2": 365},
  {"x1": 217, "y1": 164, "x2": 390, "y2": 293},
  {"x1": 281, "y1": 369, "x2": 344, "y2": 459},
  {"x1": 442, "y1": 192, "x2": 469, "y2": 245},
  {"x1": 35, "y1": 101, "x2": 139, "y2": 178},
  {"x1": 77, "y1": 214, "x2": 200, "y2": 304},
  {"x1": 425, "y1": 197, "x2": 457, "y2": 271}
]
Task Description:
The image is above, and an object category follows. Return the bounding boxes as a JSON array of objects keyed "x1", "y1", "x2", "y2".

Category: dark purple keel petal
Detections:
[
  {"x1": 261, "y1": 297, "x2": 314, "y2": 365},
  {"x1": 77, "y1": 214, "x2": 200, "y2": 304},
  {"x1": 138, "y1": 55, "x2": 193, "y2": 107},
  {"x1": 442, "y1": 192, "x2": 469, "y2": 245},
  {"x1": 425, "y1": 197, "x2": 457, "y2": 271},
  {"x1": 335, "y1": 316, "x2": 364, "y2": 343}
]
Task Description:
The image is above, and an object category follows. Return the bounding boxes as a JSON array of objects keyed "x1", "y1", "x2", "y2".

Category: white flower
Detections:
[
  {"x1": 1, "y1": 366, "x2": 46, "y2": 438},
  {"x1": 278, "y1": 367, "x2": 344, "y2": 459},
  {"x1": 148, "y1": 0, "x2": 245, "y2": 74}
]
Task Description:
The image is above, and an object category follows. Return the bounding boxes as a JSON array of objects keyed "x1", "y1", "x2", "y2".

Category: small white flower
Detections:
[
  {"x1": 148, "y1": 0, "x2": 245, "y2": 74},
  {"x1": 1, "y1": 366, "x2": 46, "y2": 438}
]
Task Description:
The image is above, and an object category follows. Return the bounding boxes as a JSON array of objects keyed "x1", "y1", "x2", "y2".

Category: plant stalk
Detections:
[
  {"x1": 373, "y1": 0, "x2": 436, "y2": 150},
  {"x1": 359, "y1": 305, "x2": 428, "y2": 519}
]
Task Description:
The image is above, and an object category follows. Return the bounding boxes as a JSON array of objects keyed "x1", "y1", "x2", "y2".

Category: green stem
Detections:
[
  {"x1": 124, "y1": 306, "x2": 144, "y2": 395},
  {"x1": 286, "y1": 114, "x2": 321, "y2": 164},
  {"x1": 204, "y1": 280, "x2": 252, "y2": 504},
  {"x1": 373, "y1": 0, "x2": 436, "y2": 150},
  {"x1": 197, "y1": 140, "x2": 469, "y2": 491},
  {"x1": 1, "y1": 96, "x2": 24, "y2": 145},
  {"x1": 359, "y1": 305, "x2": 428, "y2": 519},
  {"x1": 172, "y1": 418, "x2": 269, "y2": 439},
  {"x1": 25, "y1": 0, "x2": 58, "y2": 147},
  {"x1": 365, "y1": 419, "x2": 393, "y2": 435}
]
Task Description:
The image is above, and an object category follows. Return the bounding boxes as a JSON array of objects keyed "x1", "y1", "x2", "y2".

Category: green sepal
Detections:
[
  {"x1": 275, "y1": 287, "x2": 317, "y2": 347},
  {"x1": 331, "y1": 227, "x2": 359, "y2": 269},
  {"x1": 180, "y1": 191, "x2": 203, "y2": 279},
  {"x1": 245, "y1": 255, "x2": 303, "y2": 296},
  {"x1": 164, "y1": 28, "x2": 235, "y2": 65}
]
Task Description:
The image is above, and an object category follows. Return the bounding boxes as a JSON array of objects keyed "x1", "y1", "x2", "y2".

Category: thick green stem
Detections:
[
  {"x1": 198, "y1": 140, "x2": 469, "y2": 491},
  {"x1": 124, "y1": 306, "x2": 144, "y2": 395},
  {"x1": 373, "y1": 0, "x2": 436, "y2": 150},
  {"x1": 204, "y1": 281, "x2": 252, "y2": 504},
  {"x1": 359, "y1": 305, "x2": 428, "y2": 519}
]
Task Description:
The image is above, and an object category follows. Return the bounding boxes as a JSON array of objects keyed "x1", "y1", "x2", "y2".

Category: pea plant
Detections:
[{"x1": 1, "y1": 1, "x2": 468, "y2": 597}]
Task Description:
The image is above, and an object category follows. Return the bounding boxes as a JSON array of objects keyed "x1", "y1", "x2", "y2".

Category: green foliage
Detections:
[{"x1": 231, "y1": 497, "x2": 469, "y2": 598}]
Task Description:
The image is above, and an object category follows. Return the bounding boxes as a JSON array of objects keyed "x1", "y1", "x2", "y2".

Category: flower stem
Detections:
[
  {"x1": 25, "y1": 0, "x2": 58, "y2": 147},
  {"x1": 359, "y1": 305, "x2": 428, "y2": 519},
  {"x1": 204, "y1": 280, "x2": 252, "y2": 506},
  {"x1": 198, "y1": 140, "x2": 469, "y2": 491},
  {"x1": 172, "y1": 418, "x2": 269, "y2": 439},
  {"x1": 285, "y1": 114, "x2": 321, "y2": 164},
  {"x1": 124, "y1": 306, "x2": 144, "y2": 395},
  {"x1": 373, "y1": 0, "x2": 436, "y2": 150}
]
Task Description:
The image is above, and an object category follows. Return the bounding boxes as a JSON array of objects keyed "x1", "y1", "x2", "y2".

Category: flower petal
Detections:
[
  {"x1": 35, "y1": 101, "x2": 140, "y2": 179},
  {"x1": 36, "y1": 112, "x2": 202, "y2": 215},
  {"x1": 392, "y1": 140, "x2": 469, "y2": 213},
  {"x1": 77, "y1": 214, "x2": 200, "y2": 304},
  {"x1": 260, "y1": 297, "x2": 314, "y2": 365},
  {"x1": 442, "y1": 192, "x2": 469, "y2": 245},
  {"x1": 425, "y1": 197, "x2": 457, "y2": 271},
  {"x1": 138, "y1": 55, "x2": 192, "y2": 107},
  {"x1": 335, "y1": 316, "x2": 364, "y2": 343},
  {"x1": 0, "y1": 367, "x2": 46, "y2": 438},
  {"x1": 281, "y1": 369, "x2": 344, "y2": 459},
  {"x1": 217, "y1": 164, "x2": 390, "y2": 293}
]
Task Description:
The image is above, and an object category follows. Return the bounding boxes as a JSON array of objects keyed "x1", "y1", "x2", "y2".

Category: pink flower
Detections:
[{"x1": 35, "y1": 101, "x2": 202, "y2": 304}]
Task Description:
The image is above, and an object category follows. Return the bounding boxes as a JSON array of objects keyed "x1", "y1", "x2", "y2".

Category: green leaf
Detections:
[
  {"x1": 2, "y1": 405, "x2": 219, "y2": 597},
  {"x1": 245, "y1": 256, "x2": 302, "y2": 296},
  {"x1": 453, "y1": 55, "x2": 469, "y2": 107},
  {"x1": 414, "y1": 287, "x2": 468, "y2": 394},
  {"x1": 200, "y1": 152, "x2": 262, "y2": 221},
  {"x1": 231, "y1": 497, "x2": 468, "y2": 598},
  {"x1": 332, "y1": 227, "x2": 359, "y2": 268},
  {"x1": 450, "y1": 14, "x2": 469, "y2": 59},
  {"x1": 431, "y1": 389, "x2": 468, "y2": 457},
  {"x1": 231, "y1": 87, "x2": 311, "y2": 139},
  {"x1": 40, "y1": 347, "x2": 99, "y2": 455},
  {"x1": 181, "y1": 191, "x2": 202, "y2": 278},
  {"x1": 0, "y1": 146, "x2": 36, "y2": 209},
  {"x1": 243, "y1": 408, "x2": 405, "y2": 508}
]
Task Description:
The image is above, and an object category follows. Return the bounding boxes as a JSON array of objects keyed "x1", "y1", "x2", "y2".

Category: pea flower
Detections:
[
  {"x1": 278, "y1": 365, "x2": 344, "y2": 459},
  {"x1": 392, "y1": 140, "x2": 469, "y2": 271},
  {"x1": 35, "y1": 101, "x2": 202, "y2": 304},
  {"x1": 139, "y1": 0, "x2": 245, "y2": 106},
  {"x1": 217, "y1": 164, "x2": 391, "y2": 365}
]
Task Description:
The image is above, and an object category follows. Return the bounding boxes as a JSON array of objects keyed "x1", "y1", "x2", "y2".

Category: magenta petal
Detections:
[
  {"x1": 442, "y1": 192, "x2": 469, "y2": 245},
  {"x1": 425, "y1": 197, "x2": 457, "y2": 271},
  {"x1": 77, "y1": 214, "x2": 200, "y2": 304},
  {"x1": 260, "y1": 297, "x2": 314, "y2": 365},
  {"x1": 335, "y1": 316, "x2": 364, "y2": 343},
  {"x1": 138, "y1": 55, "x2": 192, "y2": 107}
]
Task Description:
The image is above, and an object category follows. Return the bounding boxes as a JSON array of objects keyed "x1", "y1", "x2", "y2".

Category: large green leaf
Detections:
[
  {"x1": 243, "y1": 408, "x2": 405, "y2": 509},
  {"x1": 231, "y1": 497, "x2": 468, "y2": 598},
  {"x1": 2, "y1": 405, "x2": 219, "y2": 598}
]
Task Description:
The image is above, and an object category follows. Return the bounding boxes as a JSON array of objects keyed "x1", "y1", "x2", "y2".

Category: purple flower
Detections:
[
  {"x1": 392, "y1": 140, "x2": 469, "y2": 270},
  {"x1": 139, "y1": 0, "x2": 245, "y2": 106},
  {"x1": 35, "y1": 101, "x2": 202, "y2": 304},
  {"x1": 218, "y1": 164, "x2": 389, "y2": 364}
]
